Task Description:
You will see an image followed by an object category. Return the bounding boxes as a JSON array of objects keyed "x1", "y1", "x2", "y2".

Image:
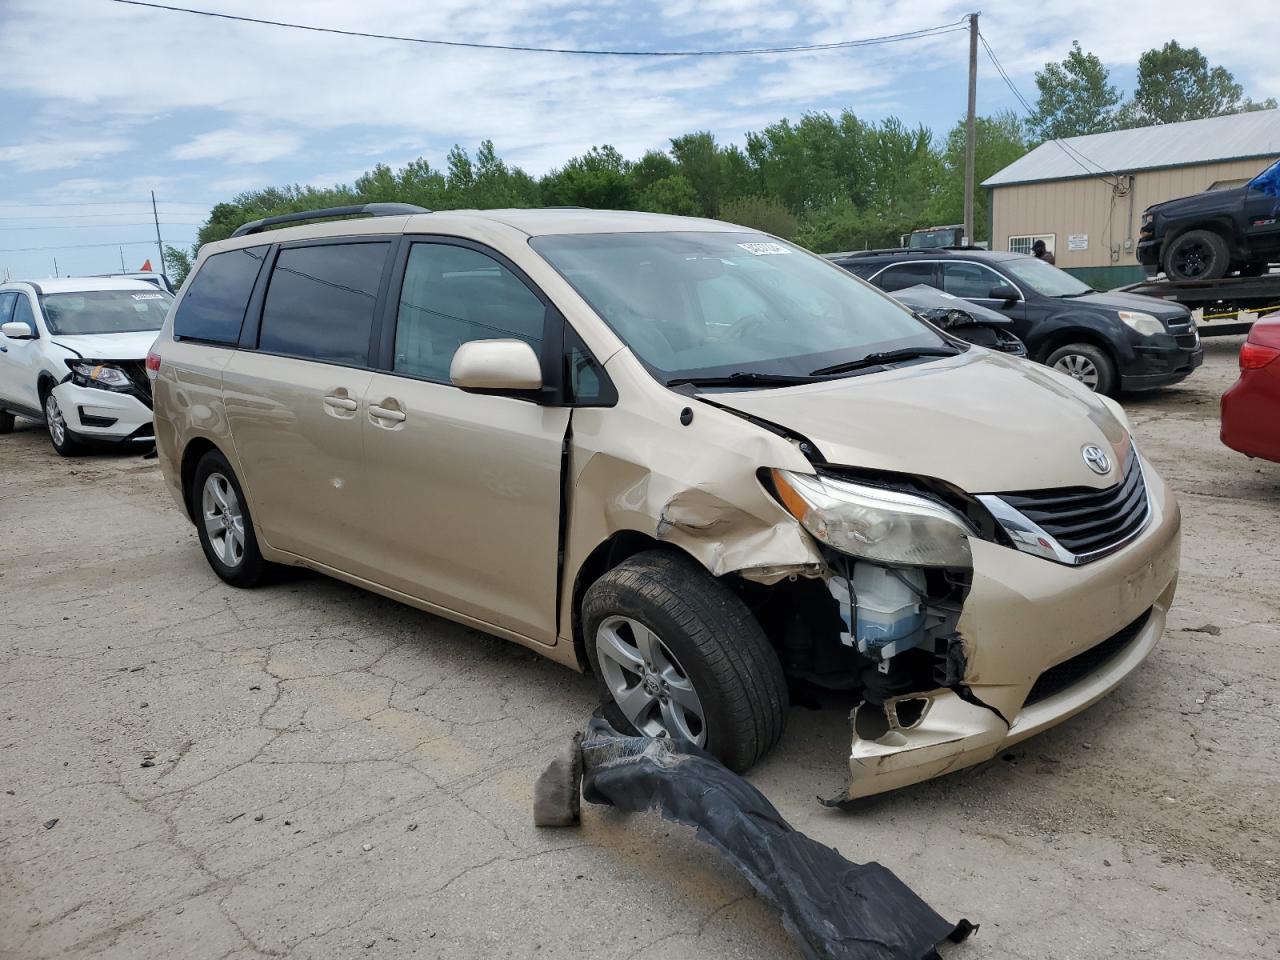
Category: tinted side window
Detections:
[
  {"x1": 174, "y1": 246, "x2": 268, "y2": 344},
  {"x1": 0, "y1": 293, "x2": 15, "y2": 325},
  {"x1": 258, "y1": 242, "x2": 389, "y2": 365},
  {"x1": 877, "y1": 262, "x2": 936, "y2": 292},
  {"x1": 393, "y1": 243, "x2": 545, "y2": 382},
  {"x1": 942, "y1": 262, "x2": 1004, "y2": 299},
  {"x1": 564, "y1": 325, "x2": 616, "y2": 405}
]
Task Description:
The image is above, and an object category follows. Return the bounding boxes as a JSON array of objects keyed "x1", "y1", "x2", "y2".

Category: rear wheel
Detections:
[
  {"x1": 1046, "y1": 342, "x2": 1117, "y2": 396},
  {"x1": 192, "y1": 450, "x2": 271, "y2": 587},
  {"x1": 581, "y1": 550, "x2": 788, "y2": 773},
  {"x1": 43, "y1": 391, "x2": 82, "y2": 457},
  {"x1": 1163, "y1": 229, "x2": 1230, "y2": 281}
]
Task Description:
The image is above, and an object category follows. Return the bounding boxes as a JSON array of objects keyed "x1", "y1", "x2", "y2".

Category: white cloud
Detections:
[
  {"x1": 0, "y1": 136, "x2": 130, "y2": 172},
  {"x1": 170, "y1": 128, "x2": 302, "y2": 164}
]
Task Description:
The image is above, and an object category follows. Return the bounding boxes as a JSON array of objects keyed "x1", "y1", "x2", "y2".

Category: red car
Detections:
[{"x1": 1222, "y1": 314, "x2": 1280, "y2": 462}]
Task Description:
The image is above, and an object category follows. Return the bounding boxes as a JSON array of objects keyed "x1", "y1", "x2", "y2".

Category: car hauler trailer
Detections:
[{"x1": 1116, "y1": 273, "x2": 1280, "y2": 336}]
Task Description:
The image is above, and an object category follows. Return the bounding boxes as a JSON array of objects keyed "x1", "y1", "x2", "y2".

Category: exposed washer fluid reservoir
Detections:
[{"x1": 828, "y1": 562, "x2": 927, "y2": 660}]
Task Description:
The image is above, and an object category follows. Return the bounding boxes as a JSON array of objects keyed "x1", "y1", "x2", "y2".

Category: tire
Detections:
[
  {"x1": 1163, "y1": 229, "x2": 1230, "y2": 281},
  {"x1": 0, "y1": 410, "x2": 14, "y2": 434},
  {"x1": 42, "y1": 389, "x2": 83, "y2": 457},
  {"x1": 581, "y1": 549, "x2": 788, "y2": 773},
  {"x1": 191, "y1": 449, "x2": 271, "y2": 588},
  {"x1": 1046, "y1": 342, "x2": 1117, "y2": 396}
]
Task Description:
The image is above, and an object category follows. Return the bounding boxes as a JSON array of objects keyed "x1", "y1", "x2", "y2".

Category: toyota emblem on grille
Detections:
[{"x1": 1082, "y1": 445, "x2": 1111, "y2": 475}]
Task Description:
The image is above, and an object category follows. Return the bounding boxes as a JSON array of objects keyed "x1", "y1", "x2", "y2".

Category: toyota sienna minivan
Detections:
[{"x1": 150, "y1": 204, "x2": 1181, "y2": 802}]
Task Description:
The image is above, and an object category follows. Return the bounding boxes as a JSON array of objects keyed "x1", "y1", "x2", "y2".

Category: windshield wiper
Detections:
[
  {"x1": 665, "y1": 371, "x2": 820, "y2": 389},
  {"x1": 809, "y1": 346, "x2": 961, "y2": 377}
]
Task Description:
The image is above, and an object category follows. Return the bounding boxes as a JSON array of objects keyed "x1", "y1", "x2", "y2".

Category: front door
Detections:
[
  {"x1": 1, "y1": 293, "x2": 47, "y2": 412},
  {"x1": 361, "y1": 240, "x2": 569, "y2": 645},
  {"x1": 222, "y1": 239, "x2": 391, "y2": 574}
]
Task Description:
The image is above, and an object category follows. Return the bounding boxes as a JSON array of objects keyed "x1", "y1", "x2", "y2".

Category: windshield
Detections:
[
  {"x1": 40, "y1": 290, "x2": 172, "y2": 335},
  {"x1": 530, "y1": 231, "x2": 947, "y2": 383},
  {"x1": 1001, "y1": 257, "x2": 1092, "y2": 297}
]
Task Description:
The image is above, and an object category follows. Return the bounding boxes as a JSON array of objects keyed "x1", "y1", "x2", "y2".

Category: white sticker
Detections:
[
  {"x1": 1067, "y1": 234, "x2": 1088, "y2": 251},
  {"x1": 131, "y1": 293, "x2": 163, "y2": 300},
  {"x1": 737, "y1": 242, "x2": 791, "y2": 256}
]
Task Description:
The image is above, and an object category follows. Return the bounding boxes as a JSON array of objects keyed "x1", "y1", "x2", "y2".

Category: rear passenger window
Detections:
[
  {"x1": 174, "y1": 246, "x2": 268, "y2": 344},
  {"x1": 877, "y1": 262, "x2": 936, "y2": 292},
  {"x1": 393, "y1": 243, "x2": 545, "y2": 382},
  {"x1": 258, "y1": 242, "x2": 389, "y2": 365}
]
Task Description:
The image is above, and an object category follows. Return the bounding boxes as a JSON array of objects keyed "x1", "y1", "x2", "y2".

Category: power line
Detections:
[
  {"x1": 0, "y1": 212, "x2": 196, "y2": 222},
  {"x1": 0, "y1": 200, "x2": 161, "y2": 208},
  {"x1": 107, "y1": 1, "x2": 970, "y2": 57},
  {"x1": 978, "y1": 32, "x2": 1120, "y2": 186},
  {"x1": 0, "y1": 223, "x2": 201, "y2": 231},
  {"x1": 0, "y1": 238, "x2": 195, "y2": 254}
]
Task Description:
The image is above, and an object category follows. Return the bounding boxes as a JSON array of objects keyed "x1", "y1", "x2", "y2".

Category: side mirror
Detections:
[
  {"x1": 988, "y1": 284, "x2": 1020, "y2": 303},
  {"x1": 1, "y1": 321, "x2": 34, "y2": 339},
  {"x1": 450, "y1": 339, "x2": 543, "y2": 392}
]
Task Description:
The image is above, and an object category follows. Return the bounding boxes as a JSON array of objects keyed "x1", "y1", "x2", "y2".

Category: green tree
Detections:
[
  {"x1": 719, "y1": 196, "x2": 797, "y2": 239},
  {"x1": 1122, "y1": 41, "x2": 1278, "y2": 126},
  {"x1": 1027, "y1": 41, "x2": 1123, "y2": 141},
  {"x1": 539, "y1": 145, "x2": 633, "y2": 209},
  {"x1": 163, "y1": 244, "x2": 196, "y2": 288},
  {"x1": 924, "y1": 112, "x2": 1027, "y2": 242},
  {"x1": 669, "y1": 131, "x2": 723, "y2": 218},
  {"x1": 635, "y1": 174, "x2": 699, "y2": 216}
]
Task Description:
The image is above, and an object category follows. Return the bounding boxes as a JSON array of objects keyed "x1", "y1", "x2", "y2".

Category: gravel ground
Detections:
[{"x1": 1, "y1": 336, "x2": 1276, "y2": 960}]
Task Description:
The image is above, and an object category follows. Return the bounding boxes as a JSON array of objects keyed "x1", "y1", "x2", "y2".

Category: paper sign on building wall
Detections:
[{"x1": 1068, "y1": 234, "x2": 1088, "y2": 251}]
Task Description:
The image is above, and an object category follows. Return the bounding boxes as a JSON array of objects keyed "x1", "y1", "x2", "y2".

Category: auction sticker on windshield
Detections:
[{"x1": 737, "y1": 242, "x2": 791, "y2": 256}]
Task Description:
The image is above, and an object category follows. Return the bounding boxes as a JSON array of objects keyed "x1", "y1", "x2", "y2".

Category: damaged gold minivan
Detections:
[{"x1": 150, "y1": 204, "x2": 1180, "y2": 801}]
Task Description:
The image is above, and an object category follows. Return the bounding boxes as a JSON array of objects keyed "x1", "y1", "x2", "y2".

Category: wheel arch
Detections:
[
  {"x1": 179, "y1": 436, "x2": 223, "y2": 524},
  {"x1": 1163, "y1": 220, "x2": 1237, "y2": 261},
  {"x1": 569, "y1": 530, "x2": 692, "y2": 673},
  {"x1": 1034, "y1": 325, "x2": 1119, "y2": 367}
]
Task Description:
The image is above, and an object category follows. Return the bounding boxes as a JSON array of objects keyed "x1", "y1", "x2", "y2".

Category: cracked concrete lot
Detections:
[{"x1": 2, "y1": 337, "x2": 1278, "y2": 960}]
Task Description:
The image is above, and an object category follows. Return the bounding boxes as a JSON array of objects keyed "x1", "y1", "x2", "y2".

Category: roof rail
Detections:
[{"x1": 230, "y1": 202, "x2": 430, "y2": 238}]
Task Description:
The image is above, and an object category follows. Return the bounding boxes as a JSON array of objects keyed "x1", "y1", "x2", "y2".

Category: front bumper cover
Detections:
[
  {"x1": 834, "y1": 466, "x2": 1181, "y2": 802},
  {"x1": 52, "y1": 380, "x2": 154, "y2": 441}
]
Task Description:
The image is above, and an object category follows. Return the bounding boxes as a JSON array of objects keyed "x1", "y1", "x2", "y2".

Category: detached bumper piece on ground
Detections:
[{"x1": 535, "y1": 716, "x2": 975, "y2": 960}]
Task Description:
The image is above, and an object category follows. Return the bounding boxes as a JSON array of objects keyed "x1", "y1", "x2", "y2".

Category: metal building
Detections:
[{"x1": 983, "y1": 109, "x2": 1280, "y2": 287}]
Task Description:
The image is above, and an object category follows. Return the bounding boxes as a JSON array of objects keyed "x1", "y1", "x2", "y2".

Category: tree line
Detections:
[{"x1": 166, "y1": 39, "x2": 1273, "y2": 285}]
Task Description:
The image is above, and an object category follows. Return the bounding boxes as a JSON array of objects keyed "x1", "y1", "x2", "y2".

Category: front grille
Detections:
[
  {"x1": 119, "y1": 360, "x2": 153, "y2": 407},
  {"x1": 1024, "y1": 609, "x2": 1151, "y2": 706},
  {"x1": 997, "y1": 453, "x2": 1150, "y2": 560},
  {"x1": 1174, "y1": 332, "x2": 1199, "y2": 349}
]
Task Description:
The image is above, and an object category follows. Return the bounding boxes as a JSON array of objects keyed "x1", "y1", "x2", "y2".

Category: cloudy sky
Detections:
[{"x1": 0, "y1": 0, "x2": 1275, "y2": 279}]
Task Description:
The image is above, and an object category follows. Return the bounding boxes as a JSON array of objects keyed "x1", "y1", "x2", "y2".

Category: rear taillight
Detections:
[
  {"x1": 1240, "y1": 342, "x2": 1280, "y2": 370},
  {"x1": 145, "y1": 349, "x2": 162, "y2": 380}
]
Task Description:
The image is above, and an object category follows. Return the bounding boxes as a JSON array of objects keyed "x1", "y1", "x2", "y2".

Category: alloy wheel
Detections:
[
  {"x1": 45, "y1": 394, "x2": 66, "y2": 447},
  {"x1": 1053, "y1": 353, "x2": 1100, "y2": 389},
  {"x1": 202, "y1": 472, "x2": 246, "y2": 568},
  {"x1": 595, "y1": 615, "x2": 707, "y2": 745}
]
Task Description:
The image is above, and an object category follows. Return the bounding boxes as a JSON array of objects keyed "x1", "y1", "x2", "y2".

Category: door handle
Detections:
[
  {"x1": 368, "y1": 404, "x2": 406, "y2": 423},
  {"x1": 323, "y1": 395, "x2": 358, "y2": 411}
]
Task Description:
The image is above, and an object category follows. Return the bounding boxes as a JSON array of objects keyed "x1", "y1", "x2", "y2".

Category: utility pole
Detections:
[
  {"x1": 962, "y1": 11, "x2": 979, "y2": 246},
  {"x1": 151, "y1": 190, "x2": 168, "y2": 282},
  {"x1": 53, "y1": 257, "x2": 60, "y2": 278},
  {"x1": 120, "y1": 246, "x2": 127, "y2": 272}
]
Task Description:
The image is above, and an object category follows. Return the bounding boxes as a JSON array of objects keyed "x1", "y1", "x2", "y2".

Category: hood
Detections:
[
  {"x1": 888, "y1": 284, "x2": 1013, "y2": 326},
  {"x1": 48, "y1": 330, "x2": 160, "y2": 361},
  {"x1": 1148, "y1": 185, "x2": 1246, "y2": 217},
  {"x1": 1074, "y1": 290, "x2": 1192, "y2": 324},
  {"x1": 710, "y1": 349, "x2": 1129, "y2": 493}
]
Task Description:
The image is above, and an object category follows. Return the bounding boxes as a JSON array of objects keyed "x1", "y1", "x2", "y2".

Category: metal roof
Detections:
[{"x1": 983, "y1": 109, "x2": 1280, "y2": 187}]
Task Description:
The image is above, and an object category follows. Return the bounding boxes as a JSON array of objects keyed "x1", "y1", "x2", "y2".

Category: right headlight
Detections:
[
  {"x1": 1118, "y1": 311, "x2": 1164, "y2": 337},
  {"x1": 771, "y1": 469, "x2": 973, "y2": 568}
]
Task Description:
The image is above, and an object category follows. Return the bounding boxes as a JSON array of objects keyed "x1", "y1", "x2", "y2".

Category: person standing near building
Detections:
[{"x1": 1031, "y1": 239, "x2": 1056, "y2": 265}]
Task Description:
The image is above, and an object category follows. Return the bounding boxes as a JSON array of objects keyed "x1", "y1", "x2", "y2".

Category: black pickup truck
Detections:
[{"x1": 1138, "y1": 159, "x2": 1280, "y2": 280}]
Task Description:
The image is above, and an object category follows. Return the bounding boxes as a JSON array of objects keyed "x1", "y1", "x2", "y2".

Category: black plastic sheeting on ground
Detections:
[{"x1": 578, "y1": 716, "x2": 975, "y2": 960}]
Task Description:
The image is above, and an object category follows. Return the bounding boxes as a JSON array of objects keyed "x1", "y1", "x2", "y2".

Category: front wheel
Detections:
[
  {"x1": 0, "y1": 410, "x2": 14, "y2": 434},
  {"x1": 581, "y1": 550, "x2": 788, "y2": 773},
  {"x1": 1163, "y1": 229, "x2": 1229, "y2": 281},
  {"x1": 1046, "y1": 342, "x2": 1118, "y2": 396},
  {"x1": 44, "y1": 391, "x2": 82, "y2": 457},
  {"x1": 191, "y1": 450, "x2": 271, "y2": 587}
]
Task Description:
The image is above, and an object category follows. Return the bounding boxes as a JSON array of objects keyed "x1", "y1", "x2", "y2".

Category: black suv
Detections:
[
  {"x1": 1138, "y1": 158, "x2": 1280, "y2": 280},
  {"x1": 833, "y1": 248, "x2": 1202, "y2": 395}
]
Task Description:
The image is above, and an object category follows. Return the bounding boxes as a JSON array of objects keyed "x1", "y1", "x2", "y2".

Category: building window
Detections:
[{"x1": 1008, "y1": 234, "x2": 1055, "y2": 256}]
